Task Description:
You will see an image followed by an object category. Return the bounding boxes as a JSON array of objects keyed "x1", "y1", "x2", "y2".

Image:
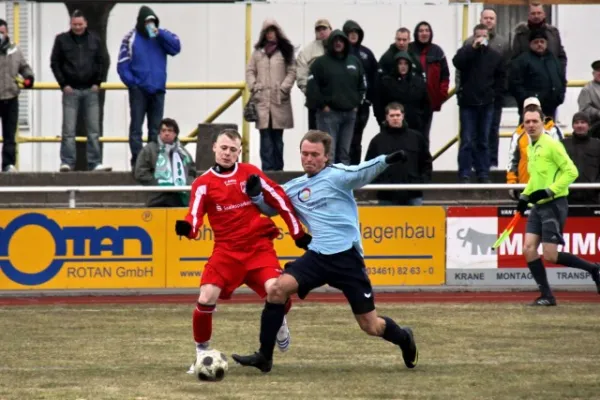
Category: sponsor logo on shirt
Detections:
[{"x1": 298, "y1": 188, "x2": 311, "y2": 202}]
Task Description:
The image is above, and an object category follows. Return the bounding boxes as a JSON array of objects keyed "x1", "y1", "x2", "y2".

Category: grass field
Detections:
[{"x1": 1, "y1": 301, "x2": 599, "y2": 400}]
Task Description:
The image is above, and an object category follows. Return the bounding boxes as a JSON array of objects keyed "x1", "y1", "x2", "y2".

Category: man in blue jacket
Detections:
[{"x1": 117, "y1": 5, "x2": 181, "y2": 168}]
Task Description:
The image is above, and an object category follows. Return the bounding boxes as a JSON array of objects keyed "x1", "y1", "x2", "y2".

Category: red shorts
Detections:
[{"x1": 200, "y1": 238, "x2": 282, "y2": 299}]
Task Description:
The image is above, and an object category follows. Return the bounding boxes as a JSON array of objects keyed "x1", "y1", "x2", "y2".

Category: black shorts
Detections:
[
  {"x1": 283, "y1": 247, "x2": 375, "y2": 315},
  {"x1": 525, "y1": 197, "x2": 568, "y2": 245}
]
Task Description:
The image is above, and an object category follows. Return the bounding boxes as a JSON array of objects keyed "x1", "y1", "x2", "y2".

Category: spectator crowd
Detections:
[{"x1": 0, "y1": 2, "x2": 600, "y2": 207}]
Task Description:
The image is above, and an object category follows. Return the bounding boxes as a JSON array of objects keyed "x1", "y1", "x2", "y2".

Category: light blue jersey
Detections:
[{"x1": 254, "y1": 155, "x2": 389, "y2": 255}]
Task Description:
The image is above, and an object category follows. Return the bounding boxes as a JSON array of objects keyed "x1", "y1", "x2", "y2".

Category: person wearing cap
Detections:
[
  {"x1": 509, "y1": 28, "x2": 565, "y2": 122},
  {"x1": 297, "y1": 19, "x2": 331, "y2": 130},
  {"x1": 577, "y1": 60, "x2": 600, "y2": 127},
  {"x1": 511, "y1": 2, "x2": 567, "y2": 74},
  {"x1": 117, "y1": 5, "x2": 181, "y2": 170},
  {"x1": 562, "y1": 112, "x2": 600, "y2": 205},
  {"x1": 506, "y1": 97, "x2": 563, "y2": 200},
  {"x1": 134, "y1": 117, "x2": 196, "y2": 207}
]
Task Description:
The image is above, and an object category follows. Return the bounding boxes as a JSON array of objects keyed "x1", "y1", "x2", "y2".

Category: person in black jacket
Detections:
[
  {"x1": 342, "y1": 20, "x2": 378, "y2": 165},
  {"x1": 306, "y1": 29, "x2": 366, "y2": 165},
  {"x1": 365, "y1": 102, "x2": 432, "y2": 206},
  {"x1": 563, "y1": 112, "x2": 600, "y2": 205},
  {"x1": 509, "y1": 28, "x2": 565, "y2": 122},
  {"x1": 374, "y1": 51, "x2": 430, "y2": 135},
  {"x1": 50, "y1": 9, "x2": 110, "y2": 172},
  {"x1": 453, "y1": 23, "x2": 504, "y2": 183}
]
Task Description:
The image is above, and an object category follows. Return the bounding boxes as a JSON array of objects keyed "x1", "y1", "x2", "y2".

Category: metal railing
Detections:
[{"x1": 1, "y1": 183, "x2": 599, "y2": 209}]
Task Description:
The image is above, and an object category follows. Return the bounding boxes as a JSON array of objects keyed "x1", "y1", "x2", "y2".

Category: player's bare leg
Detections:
[
  {"x1": 355, "y1": 310, "x2": 418, "y2": 369},
  {"x1": 187, "y1": 284, "x2": 221, "y2": 374},
  {"x1": 264, "y1": 277, "x2": 292, "y2": 352},
  {"x1": 232, "y1": 274, "x2": 299, "y2": 372}
]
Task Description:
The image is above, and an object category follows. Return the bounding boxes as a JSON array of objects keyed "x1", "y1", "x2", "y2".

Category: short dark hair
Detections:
[
  {"x1": 386, "y1": 102, "x2": 405, "y2": 114},
  {"x1": 160, "y1": 118, "x2": 180, "y2": 135},
  {"x1": 0, "y1": 19, "x2": 7, "y2": 29},
  {"x1": 71, "y1": 9, "x2": 86, "y2": 19},
  {"x1": 396, "y1": 27, "x2": 410, "y2": 36},
  {"x1": 523, "y1": 105, "x2": 544, "y2": 121},
  {"x1": 214, "y1": 128, "x2": 242, "y2": 143},
  {"x1": 473, "y1": 23, "x2": 488, "y2": 34},
  {"x1": 481, "y1": 7, "x2": 496, "y2": 16},
  {"x1": 300, "y1": 130, "x2": 332, "y2": 159}
]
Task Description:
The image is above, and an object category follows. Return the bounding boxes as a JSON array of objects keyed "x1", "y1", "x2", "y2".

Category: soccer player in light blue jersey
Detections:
[{"x1": 232, "y1": 130, "x2": 418, "y2": 372}]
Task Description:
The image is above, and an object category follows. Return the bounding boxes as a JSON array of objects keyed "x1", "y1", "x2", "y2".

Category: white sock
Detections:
[{"x1": 196, "y1": 341, "x2": 209, "y2": 353}]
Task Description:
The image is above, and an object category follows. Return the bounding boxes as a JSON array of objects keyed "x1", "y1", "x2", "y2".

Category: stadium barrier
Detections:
[{"x1": 0, "y1": 184, "x2": 599, "y2": 292}]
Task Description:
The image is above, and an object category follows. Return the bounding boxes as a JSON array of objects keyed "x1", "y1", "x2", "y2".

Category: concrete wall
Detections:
[{"x1": 7, "y1": 2, "x2": 600, "y2": 172}]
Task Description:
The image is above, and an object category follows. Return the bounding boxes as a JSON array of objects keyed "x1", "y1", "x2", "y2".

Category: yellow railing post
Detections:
[
  {"x1": 13, "y1": 1, "x2": 20, "y2": 170},
  {"x1": 242, "y1": 1, "x2": 252, "y2": 163}
]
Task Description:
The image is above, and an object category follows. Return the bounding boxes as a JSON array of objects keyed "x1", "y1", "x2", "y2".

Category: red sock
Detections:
[
  {"x1": 193, "y1": 303, "x2": 215, "y2": 345},
  {"x1": 284, "y1": 298, "x2": 292, "y2": 315}
]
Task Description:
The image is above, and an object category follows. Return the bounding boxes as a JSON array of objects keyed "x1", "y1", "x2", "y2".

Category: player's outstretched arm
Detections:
[
  {"x1": 333, "y1": 152, "x2": 406, "y2": 190},
  {"x1": 176, "y1": 178, "x2": 207, "y2": 239},
  {"x1": 249, "y1": 192, "x2": 279, "y2": 217}
]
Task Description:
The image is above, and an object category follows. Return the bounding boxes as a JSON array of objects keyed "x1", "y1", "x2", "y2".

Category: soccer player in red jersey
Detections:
[{"x1": 174, "y1": 129, "x2": 310, "y2": 373}]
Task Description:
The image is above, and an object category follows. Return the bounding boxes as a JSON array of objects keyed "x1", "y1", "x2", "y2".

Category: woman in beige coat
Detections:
[{"x1": 246, "y1": 19, "x2": 296, "y2": 171}]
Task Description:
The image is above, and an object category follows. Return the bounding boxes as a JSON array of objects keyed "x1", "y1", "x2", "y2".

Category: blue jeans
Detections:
[
  {"x1": 128, "y1": 86, "x2": 165, "y2": 167},
  {"x1": 488, "y1": 102, "x2": 503, "y2": 167},
  {"x1": 458, "y1": 104, "x2": 493, "y2": 179},
  {"x1": 259, "y1": 128, "x2": 284, "y2": 171},
  {"x1": 60, "y1": 89, "x2": 101, "y2": 169},
  {"x1": 316, "y1": 109, "x2": 356, "y2": 165},
  {"x1": 379, "y1": 197, "x2": 423, "y2": 206}
]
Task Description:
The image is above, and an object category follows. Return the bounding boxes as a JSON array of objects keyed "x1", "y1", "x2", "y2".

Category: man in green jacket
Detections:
[{"x1": 516, "y1": 107, "x2": 600, "y2": 306}]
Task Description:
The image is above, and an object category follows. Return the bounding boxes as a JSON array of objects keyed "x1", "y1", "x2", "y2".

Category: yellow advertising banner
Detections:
[
  {"x1": 165, "y1": 206, "x2": 446, "y2": 288},
  {"x1": 0, "y1": 209, "x2": 166, "y2": 290}
]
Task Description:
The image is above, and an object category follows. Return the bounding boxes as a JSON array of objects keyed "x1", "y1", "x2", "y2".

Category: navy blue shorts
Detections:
[{"x1": 283, "y1": 247, "x2": 375, "y2": 315}]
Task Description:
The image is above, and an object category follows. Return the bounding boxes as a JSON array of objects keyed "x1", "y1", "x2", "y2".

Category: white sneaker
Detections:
[
  {"x1": 186, "y1": 358, "x2": 196, "y2": 375},
  {"x1": 59, "y1": 164, "x2": 71, "y2": 172},
  {"x1": 3, "y1": 165, "x2": 17, "y2": 172},
  {"x1": 92, "y1": 164, "x2": 112, "y2": 172},
  {"x1": 276, "y1": 317, "x2": 291, "y2": 352}
]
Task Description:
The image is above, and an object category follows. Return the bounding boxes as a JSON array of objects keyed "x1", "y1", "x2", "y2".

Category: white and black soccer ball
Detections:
[{"x1": 194, "y1": 350, "x2": 229, "y2": 382}]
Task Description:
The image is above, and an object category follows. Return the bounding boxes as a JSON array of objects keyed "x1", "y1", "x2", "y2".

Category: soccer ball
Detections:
[{"x1": 194, "y1": 350, "x2": 229, "y2": 382}]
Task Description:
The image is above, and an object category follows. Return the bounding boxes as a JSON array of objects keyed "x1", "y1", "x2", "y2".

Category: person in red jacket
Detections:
[
  {"x1": 174, "y1": 128, "x2": 310, "y2": 373},
  {"x1": 408, "y1": 21, "x2": 450, "y2": 141}
]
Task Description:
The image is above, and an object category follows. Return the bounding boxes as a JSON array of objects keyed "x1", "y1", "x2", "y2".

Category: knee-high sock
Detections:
[
  {"x1": 380, "y1": 316, "x2": 409, "y2": 347},
  {"x1": 527, "y1": 258, "x2": 552, "y2": 297},
  {"x1": 193, "y1": 303, "x2": 215, "y2": 348},
  {"x1": 556, "y1": 252, "x2": 599, "y2": 274},
  {"x1": 259, "y1": 301, "x2": 285, "y2": 361}
]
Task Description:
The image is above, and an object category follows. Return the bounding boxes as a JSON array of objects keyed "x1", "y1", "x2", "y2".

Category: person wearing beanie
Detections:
[
  {"x1": 509, "y1": 26, "x2": 565, "y2": 122},
  {"x1": 562, "y1": 111, "x2": 600, "y2": 205},
  {"x1": 134, "y1": 117, "x2": 196, "y2": 207},
  {"x1": 511, "y1": 2, "x2": 567, "y2": 74}
]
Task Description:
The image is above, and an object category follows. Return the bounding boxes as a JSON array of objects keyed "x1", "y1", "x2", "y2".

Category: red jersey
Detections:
[{"x1": 184, "y1": 163, "x2": 303, "y2": 247}]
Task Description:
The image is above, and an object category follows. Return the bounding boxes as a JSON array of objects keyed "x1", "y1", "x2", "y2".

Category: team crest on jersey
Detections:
[
  {"x1": 298, "y1": 188, "x2": 311, "y2": 202},
  {"x1": 240, "y1": 181, "x2": 247, "y2": 193}
]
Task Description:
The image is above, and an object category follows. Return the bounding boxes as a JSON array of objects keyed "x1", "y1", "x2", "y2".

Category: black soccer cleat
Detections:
[
  {"x1": 530, "y1": 296, "x2": 557, "y2": 306},
  {"x1": 400, "y1": 327, "x2": 418, "y2": 369},
  {"x1": 591, "y1": 266, "x2": 600, "y2": 294},
  {"x1": 231, "y1": 351, "x2": 273, "y2": 373}
]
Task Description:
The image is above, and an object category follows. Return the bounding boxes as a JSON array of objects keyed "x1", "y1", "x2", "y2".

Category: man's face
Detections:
[
  {"x1": 0, "y1": 24, "x2": 8, "y2": 37},
  {"x1": 395, "y1": 31, "x2": 409, "y2": 51},
  {"x1": 573, "y1": 120, "x2": 590, "y2": 135},
  {"x1": 315, "y1": 26, "x2": 330, "y2": 41},
  {"x1": 265, "y1": 27, "x2": 277, "y2": 42},
  {"x1": 348, "y1": 31, "x2": 359, "y2": 45},
  {"x1": 524, "y1": 111, "x2": 544, "y2": 139},
  {"x1": 529, "y1": 5, "x2": 545, "y2": 24},
  {"x1": 480, "y1": 10, "x2": 497, "y2": 30},
  {"x1": 530, "y1": 38, "x2": 547, "y2": 54},
  {"x1": 301, "y1": 140, "x2": 328, "y2": 176},
  {"x1": 417, "y1": 24, "x2": 431, "y2": 43},
  {"x1": 397, "y1": 59, "x2": 409, "y2": 75},
  {"x1": 71, "y1": 16, "x2": 87, "y2": 35},
  {"x1": 333, "y1": 37, "x2": 345, "y2": 53},
  {"x1": 474, "y1": 28, "x2": 488, "y2": 42},
  {"x1": 592, "y1": 69, "x2": 600, "y2": 83},
  {"x1": 213, "y1": 134, "x2": 241, "y2": 168},
  {"x1": 386, "y1": 109, "x2": 404, "y2": 128},
  {"x1": 159, "y1": 124, "x2": 177, "y2": 144}
]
